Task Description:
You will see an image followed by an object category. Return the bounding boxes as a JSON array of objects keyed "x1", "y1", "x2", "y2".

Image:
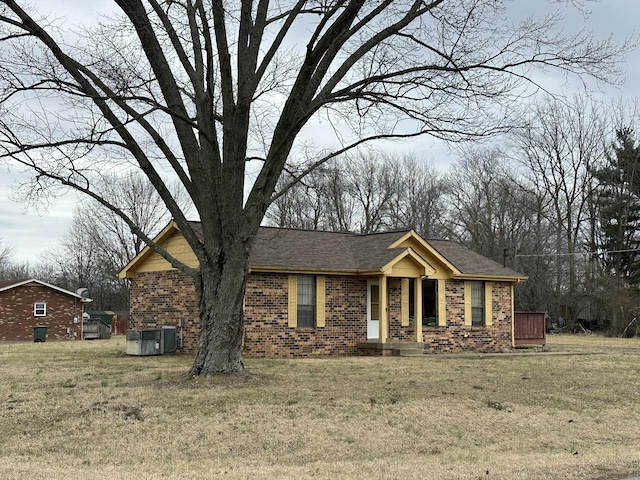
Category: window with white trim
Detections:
[{"x1": 34, "y1": 302, "x2": 47, "y2": 317}]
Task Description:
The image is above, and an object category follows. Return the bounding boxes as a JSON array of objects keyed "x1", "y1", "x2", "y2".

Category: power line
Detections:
[{"x1": 513, "y1": 248, "x2": 640, "y2": 258}]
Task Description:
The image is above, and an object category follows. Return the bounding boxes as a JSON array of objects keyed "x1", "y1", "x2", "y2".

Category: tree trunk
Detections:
[{"x1": 188, "y1": 254, "x2": 248, "y2": 376}]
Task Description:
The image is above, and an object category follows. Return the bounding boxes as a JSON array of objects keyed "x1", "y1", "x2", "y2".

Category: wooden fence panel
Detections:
[
  {"x1": 514, "y1": 311, "x2": 546, "y2": 346},
  {"x1": 111, "y1": 315, "x2": 130, "y2": 335}
]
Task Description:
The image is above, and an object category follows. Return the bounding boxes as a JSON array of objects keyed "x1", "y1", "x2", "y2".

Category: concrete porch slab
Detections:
[{"x1": 357, "y1": 341, "x2": 424, "y2": 357}]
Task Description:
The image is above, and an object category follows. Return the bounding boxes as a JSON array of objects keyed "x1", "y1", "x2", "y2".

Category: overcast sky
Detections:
[{"x1": 1, "y1": 0, "x2": 639, "y2": 264}]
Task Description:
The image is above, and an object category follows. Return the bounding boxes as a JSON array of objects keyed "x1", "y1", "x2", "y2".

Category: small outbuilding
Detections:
[{"x1": 0, "y1": 279, "x2": 86, "y2": 341}]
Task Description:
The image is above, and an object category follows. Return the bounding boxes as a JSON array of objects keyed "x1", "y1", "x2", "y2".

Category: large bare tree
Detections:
[
  {"x1": 0, "y1": 239, "x2": 14, "y2": 277},
  {"x1": 443, "y1": 147, "x2": 557, "y2": 312},
  {"x1": 516, "y1": 95, "x2": 609, "y2": 327},
  {"x1": 0, "y1": 1, "x2": 629, "y2": 375},
  {"x1": 34, "y1": 172, "x2": 191, "y2": 310},
  {"x1": 72, "y1": 172, "x2": 194, "y2": 271}
]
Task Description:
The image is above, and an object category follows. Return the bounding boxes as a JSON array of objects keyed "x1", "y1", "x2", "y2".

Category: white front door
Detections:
[{"x1": 367, "y1": 281, "x2": 380, "y2": 339}]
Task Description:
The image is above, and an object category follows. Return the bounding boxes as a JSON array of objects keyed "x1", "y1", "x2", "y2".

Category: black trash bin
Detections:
[{"x1": 33, "y1": 325, "x2": 48, "y2": 342}]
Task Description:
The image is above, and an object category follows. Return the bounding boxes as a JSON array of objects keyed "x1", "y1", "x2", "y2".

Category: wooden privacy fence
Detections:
[
  {"x1": 514, "y1": 311, "x2": 546, "y2": 347},
  {"x1": 111, "y1": 314, "x2": 130, "y2": 335}
]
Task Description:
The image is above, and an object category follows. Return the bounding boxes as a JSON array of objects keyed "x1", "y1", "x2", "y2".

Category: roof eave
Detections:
[
  {"x1": 453, "y1": 274, "x2": 528, "y2": 282},
  {"x1": 248, "y1": 266, "x2": 383, "y2": 276}
]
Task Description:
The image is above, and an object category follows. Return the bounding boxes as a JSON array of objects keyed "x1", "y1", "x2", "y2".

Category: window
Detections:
[
  {"x1": 471, "y1": 281, "x2": 484, "y2": 326},
  {"x1": 288, "y1": 275, "x2": 325, "y2": 328},
  {"x1": 408, "y1": 278, "x2": 415, "y2": 321},
  {"x1": 34, "y1": 302, "x2": 46, "y2": 317},
  {"x1": 297, "y1": 275, "x2": 316, "y2": 328},
  {"x1": 370, "y1": 283, "x2": 380, "y2": 321},
  {"x1": 422, "y1": 280, "x2": 438, "y2": 327},
  {"x1": 406, "y1": 279, "x2": 442, "y2": 327}
]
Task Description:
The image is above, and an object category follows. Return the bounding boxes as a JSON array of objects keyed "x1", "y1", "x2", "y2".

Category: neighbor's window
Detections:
[
  {"x1": 471, "y1": 281, "x2": 484, "y2": 327},
  {"x1": 297, "y1": 275, "x2": 316, "y2": 328},
  {"x1": 34, "y1": 302, "x2": 46, "y2": 317}
]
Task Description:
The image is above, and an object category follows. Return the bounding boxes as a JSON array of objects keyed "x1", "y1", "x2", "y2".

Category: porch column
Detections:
[
  {"x1": 379, "y1": 275, "x2": 388, "y2": 343},
  {"x1": 511, "y1": 283, "x2": 516, "y2": 349},
  {"x1": 415, "y1": 277, "x2": 423, "y2": 343}
]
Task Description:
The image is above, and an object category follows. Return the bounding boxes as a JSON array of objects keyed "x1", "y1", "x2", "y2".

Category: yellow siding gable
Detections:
[
  {"x1": 133, "y1": 232, "x2": 199, "y2": 274},
  {"x1": 387, "y1": 255, "x2": 426, "y2": 278},
  {"x1": 392, "y1": 235, "x2": 427, "y2": 253},
  {"x1": 389, "y1": 233, "x2": 456, "y2": 279}
]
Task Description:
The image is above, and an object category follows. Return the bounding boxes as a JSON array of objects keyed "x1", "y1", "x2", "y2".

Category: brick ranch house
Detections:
[
  {"x1": 119, "y1": 222, "x2": 527, "y2": 357},
  {"x1": 0, "y1": 279, "x2": 85, "y2": 341}
]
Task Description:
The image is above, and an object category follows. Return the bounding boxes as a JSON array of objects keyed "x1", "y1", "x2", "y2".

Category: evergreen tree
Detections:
[{"x1": 595, "y1": 128, "x2": 640, "y2": 283}]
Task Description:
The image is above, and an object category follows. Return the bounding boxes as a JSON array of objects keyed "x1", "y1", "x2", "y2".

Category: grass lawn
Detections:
[{"x1": 0, "y1": 334, "x2": 639, "y2": 479}]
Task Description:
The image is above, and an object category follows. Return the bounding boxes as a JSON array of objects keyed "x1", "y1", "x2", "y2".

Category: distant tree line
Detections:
[
  {"x1": 266, "y1": 95, "x2": 640, "y2": 336},
  {"x1": 1, "y1": 95, "x2": 639, "y2": 335}
]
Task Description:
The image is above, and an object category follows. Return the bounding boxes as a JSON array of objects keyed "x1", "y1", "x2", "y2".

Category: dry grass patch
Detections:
[{"x1": 0, "y1": 335, "x2": 639, "y2": 479}]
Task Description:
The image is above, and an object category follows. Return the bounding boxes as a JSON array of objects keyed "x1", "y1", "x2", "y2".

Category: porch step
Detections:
[
  {"x1": 357, "y1": 341, "x2": 425, "y2": 357},
  {"x1": 391, "y1": 347, "x2": 425, "y2": 357},
  {"x1": 390, "y1": 342, "x2": 424, "y2": 357}
]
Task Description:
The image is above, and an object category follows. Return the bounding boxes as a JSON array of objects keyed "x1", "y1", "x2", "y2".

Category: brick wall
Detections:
[
  {"x1": 128, "y1": 271, "x2": 514, "y2": 356},
  {"x1": 387, "y1": 278, "x2": 415, "y2": 341},
  {"x1": 130, "y1": 271, "x2": 371, "y2": 357},
  {"x1": 0, "y1": 284, "x2": 84, "y2": 341},
  {"x1": 421, "y1": 280, "x2": 513, "y2": 353},
  {"x1": 128, "y1": 270, "x2": 200, "y2": 352},
  {"x1": 243, "y1": 273, "x2": 368, "y2": 357}
]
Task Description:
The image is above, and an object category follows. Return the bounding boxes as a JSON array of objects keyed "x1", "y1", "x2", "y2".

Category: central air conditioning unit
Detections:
[
  {"x1": 161, "y1": 326, "x2": 177, "y2": 354},
  {"x1": 126, "y1": 328, "x2": 161, "y2": 356},
  {"x1": 126, "y1": 327, "x2": 177, "y2": 356}
]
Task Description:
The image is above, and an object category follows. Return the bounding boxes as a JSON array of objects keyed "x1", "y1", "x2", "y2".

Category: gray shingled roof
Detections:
[
  {"x1": 250, "y1": 228, "x2": 408, "y2": 273},
  {"x1": 426, "y1": 240, "x2": 524, "y2": 278},
  {"x1": 251, "y1": 227, "x2": 524, "y2": 279},
  {"x1": 184, "y1": 222, "x2": 524, "y2": 279}
]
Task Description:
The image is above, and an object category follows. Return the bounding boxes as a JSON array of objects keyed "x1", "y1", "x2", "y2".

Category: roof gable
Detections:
[
  {"x1": 119, "y1": 221, "x2": 194, "y2": 278},
  {"x1": 0, "y1": 279, "x2": 84, "y2": 298},
  {"x1": 388, "y1": 231, "x2": 461, "y2": 275},
  {"x1": 380, "y1": 248, "x2": 437, "y2": 277}
]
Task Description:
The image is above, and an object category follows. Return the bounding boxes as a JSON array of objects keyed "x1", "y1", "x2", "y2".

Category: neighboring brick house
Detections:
[
  {"x1": 0, "y1": 279, "x2": 85, "y2": 341},
  {"x1": 119, "y1": 222, "x2": 527, "y2": 357}
]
